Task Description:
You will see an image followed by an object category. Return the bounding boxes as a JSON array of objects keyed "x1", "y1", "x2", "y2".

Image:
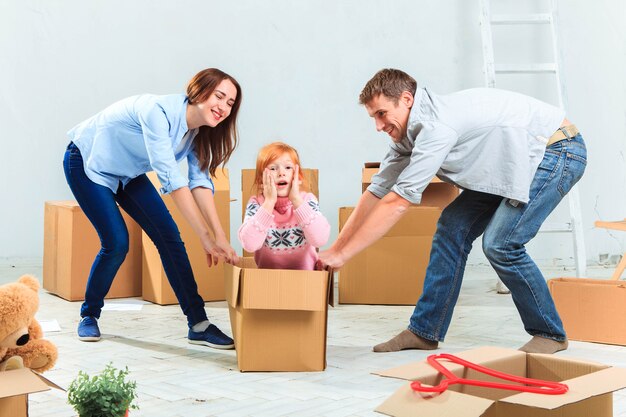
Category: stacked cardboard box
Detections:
[
  {"x1": 224, "y1": 258, "x2": 333, "y2": 372},
  {"x1": 43, "y1": 201, "x2": 142, "y2": 301},
  {"x1": 375, "y1": 346, "x2": 626, "y2": 417},
  {"x1": 339, "y1": 163, "x2": 458, "y2": 305},
  {"x1": 0, "y1": 369, "x2": 62, "y2": 417},
  {"x1": 142, "y1": 170, "x2": 230, "y2": 305},
  {"x1": 549, "y1": 277, "x2": 626, "y2": 346}
]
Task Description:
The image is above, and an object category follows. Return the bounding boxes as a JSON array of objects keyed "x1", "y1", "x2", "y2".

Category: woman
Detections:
[{"x1": 63, "y1": 68, "x2": 240, "y2": 349}]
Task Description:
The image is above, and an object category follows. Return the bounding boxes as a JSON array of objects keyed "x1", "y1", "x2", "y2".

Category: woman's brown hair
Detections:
[{"x1": 186, "y1": 68, "x2": 242, "y2": 177}]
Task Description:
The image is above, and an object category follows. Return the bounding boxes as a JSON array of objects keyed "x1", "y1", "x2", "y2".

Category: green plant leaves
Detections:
[{"x1": 67, "y1": 363, "x2": 138, "y2": 417}]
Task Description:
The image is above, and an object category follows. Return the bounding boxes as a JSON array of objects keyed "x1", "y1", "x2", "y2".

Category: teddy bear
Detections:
[{"x1": 0, "y1": 274, "x2": 58, "y2": 373}]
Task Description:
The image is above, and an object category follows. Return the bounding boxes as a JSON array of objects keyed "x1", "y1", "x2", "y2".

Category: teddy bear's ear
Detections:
[{"x1": 18, "y1": 274, "x2": 40, "y2": 292}]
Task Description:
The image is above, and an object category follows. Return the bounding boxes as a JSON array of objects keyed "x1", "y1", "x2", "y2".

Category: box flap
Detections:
[
  {"x1": 501, "y1": 366, "x2": 626, "y2": 409},
  {"x1": 240, "y1": 268, "x2": 330, "y2": 311},
  {"x1": 374, "y1": 346, "x2": 522, "y2": 380},
  {"x1": 0, "y1": 369, "x2": 56, "y2": 398},
  {"x1": 223, "y1": 263, "x2": 242, "y2": 308},
  {"x1": 364, "y1": 162, "x2": 380, "y2": 168},
  {"x1": 376, "y1": 383, "x2": 494, "y2": 417},
  {"x1": 327, "y1": 268, "x2": 335, "y2": 307},
  {"x1": 147, "y1": 169, "x2": 229, "y2": 191}
]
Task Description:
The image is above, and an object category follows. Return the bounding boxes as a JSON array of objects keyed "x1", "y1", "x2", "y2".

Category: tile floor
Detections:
[{"x1": 2, "y1": 261, "x2": 625, "y2": 417}]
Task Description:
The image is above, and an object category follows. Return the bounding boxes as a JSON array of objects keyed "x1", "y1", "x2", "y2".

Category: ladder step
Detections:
[
  {"x1": 491, "y1": 13, "x2": 552, "y2": 25},
  {"x1": 495, "y1": 63, "x2": 557, "y2": 74},
  {"x1": 539, "y1": 222, "x2": 573, "y2": 233}
]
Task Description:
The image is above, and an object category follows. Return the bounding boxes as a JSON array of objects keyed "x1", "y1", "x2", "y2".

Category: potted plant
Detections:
[{"x1": 67, "y1": 362, "x2": 139, "y2": 417}]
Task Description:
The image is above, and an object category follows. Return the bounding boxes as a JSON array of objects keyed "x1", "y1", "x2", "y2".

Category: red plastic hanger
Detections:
[{"x1": 410, "y1": 353, "x2": 569, "y2": 395}]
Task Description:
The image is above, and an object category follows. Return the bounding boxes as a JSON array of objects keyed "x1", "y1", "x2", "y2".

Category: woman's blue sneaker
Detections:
[
  {"x1": 77, "y1": 316, "x2": 101, "y2": 342},
  {"x1": 188, "y1": 324, "x2": 234, "y2": 349}
]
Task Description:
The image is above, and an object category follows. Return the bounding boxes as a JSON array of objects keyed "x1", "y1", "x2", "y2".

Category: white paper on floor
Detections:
[
  {"x1": 39, "y1": 319, "x2": 61, "y2": 332},
  {"x1": 102, "y1": 299, "x2": 148, "y2": 311}
]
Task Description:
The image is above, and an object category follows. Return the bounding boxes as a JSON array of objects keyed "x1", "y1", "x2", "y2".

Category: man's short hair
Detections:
[{"x1": 359, "y1": 68, "x2": 417, "y2": 105}]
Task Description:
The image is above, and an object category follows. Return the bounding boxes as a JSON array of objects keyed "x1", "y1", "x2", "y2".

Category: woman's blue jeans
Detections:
[
  {"x1": 409, "y1": 134, "x2": 587, "y2": 342},
  {"x1": 63, "y1": 142, "x2": 207, "y2": 327}
]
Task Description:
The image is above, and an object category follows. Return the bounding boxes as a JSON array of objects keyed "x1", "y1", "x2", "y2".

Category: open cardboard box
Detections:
[
  {"x1": 0, "y1": 368, "x2": 63, "y2": 417},
  {"x1": 549, "y1": 277, "x2": 626, "y2": 346},
  {"x1": 142, "y1": 169, "x2": 230, "y2": 305},
  {"x1": 43, "y1": 200, "x2": 142, "y2": 301},
  {"x1": 374, "y1": 346, "x2": 626, "y2": 417},
  {"x1": 224, "y1": 258, "x2": 333, "y2": 372}
]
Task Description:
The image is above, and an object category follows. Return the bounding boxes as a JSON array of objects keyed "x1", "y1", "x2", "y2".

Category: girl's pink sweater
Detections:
[{"x1": 238, "y1": 192, "x2": 330, "y2": 270}]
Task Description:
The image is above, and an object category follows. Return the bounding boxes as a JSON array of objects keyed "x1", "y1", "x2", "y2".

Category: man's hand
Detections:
[{"x1": 318, "y1": 248, "x2": 347, "y2": 270}]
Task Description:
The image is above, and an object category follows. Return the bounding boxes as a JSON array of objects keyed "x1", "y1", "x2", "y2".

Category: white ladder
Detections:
[{"x1": 479, "y1": 0, "x2": 587, "y2": 293}]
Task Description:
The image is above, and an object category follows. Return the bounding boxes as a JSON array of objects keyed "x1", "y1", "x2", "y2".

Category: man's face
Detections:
[{"x1": 364, "y1": 92, "x2": 413, "y2": 142}]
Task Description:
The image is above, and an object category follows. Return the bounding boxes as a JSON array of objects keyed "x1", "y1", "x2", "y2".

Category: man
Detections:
[{"x1": 319, "y1": 68, "x2": 587, "y2": 354}]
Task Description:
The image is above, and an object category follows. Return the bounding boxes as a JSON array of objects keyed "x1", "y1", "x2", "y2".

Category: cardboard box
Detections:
[
  {"x1": 240, "y1": 168, "x2": 319, "y2": 257},
  {"x1": 338, "y1": 206, "x2": 441, "y2": 305},
  {"x1": 375, "y1": 346, "x2": 626, "y2": 417},
  {"x1": 43, "y1": 201, "x2": 142, "y2": 301},
  {"x1": 142, "y1": 170, "x2": 230, "y2": 305},
  {"x1": 361, "y1": 162, "x2": 459, "y2": 208},
  {"x1": 0, "y1": 368, "x2": 63, "y2": 417},
  {"x1": 224, "y1": 258, "x2": 333, "y2": 372},
  {"x1": 549, "y1": 277, "x2": 626, "y2": 346}
]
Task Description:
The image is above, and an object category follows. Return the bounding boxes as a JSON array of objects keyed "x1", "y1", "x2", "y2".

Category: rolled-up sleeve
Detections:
[
  {"x1": 367, "y1": 146, "x2": 410, "y2": 199},
  {"x1": 392, "y1": 122, "x2": 458, "y2": 204},
  {"x1": 137, "y1": 103, "x2": 188, "y2": 194},
  {"x1": 187, "y1": 150, "x2": 215, "y2": 193}
]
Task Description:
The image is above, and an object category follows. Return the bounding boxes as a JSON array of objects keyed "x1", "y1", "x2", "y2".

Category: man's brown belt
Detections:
[{"x1": 546, "y1": 125, "x2": 579, "y2": 147}]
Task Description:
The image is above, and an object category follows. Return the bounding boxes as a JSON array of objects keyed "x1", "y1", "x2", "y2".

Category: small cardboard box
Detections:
[
  {"x1": 549, "y1": 277, "x2": 626, "y2": 346},
  {"x1": 338, "y1": 206, "x2": 441, "y2": 305},
  {"x1": 361, "y1": 162, "x2": 459, "y2": 208},
  {"x1": 224, "y1": 258, "x2": 333, "y2": 372},
  {"x1": 374, "y1": 346, "x2": 626, "y2": 417},
  {"x1": 240, "y1": 168, "x2": 319, "y2": 257},
  {"x1": 142, "y1": 169, "x2": 230, "y2": 305},
  {"x1": 0, "y1": 368, "x2": 63, "y2": 417},
  {"x1": 43, "y1": 201, "x2": 142, "y2": 301}
]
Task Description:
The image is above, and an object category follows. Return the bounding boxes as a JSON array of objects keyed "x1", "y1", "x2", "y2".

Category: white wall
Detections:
[{"x1": 1, "y1": 0, "x2": 624, "y2": 267}]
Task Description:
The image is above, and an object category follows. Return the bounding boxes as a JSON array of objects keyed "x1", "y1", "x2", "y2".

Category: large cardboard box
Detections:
[
  {"x1": 240, "y1": 168, "x2": 319, "y2": 257},
  {"x1": 361, "y1": 162, "x2": 459, "y2": 208},
  {"x1": 0, "y1": 369, "x2": 62, "y2": 417},
  {"x1": 43, "y1": 201, "x2": 142, "y2": 301},
  {"x1": 224, "y1": 258, "x2": 333, "y2": 372},
  {"x1": 549, "y1": 277, "x2": 626, "y2": 346},
  {"x1": 142, "y1": 169, "x2": 230, "y2": 305},
  {"x1": 375, "y1": 346, "x2": 626, "y2": 417},
  {"x1": 338, "y1": 206, "x2": 441, "y2": 305}
]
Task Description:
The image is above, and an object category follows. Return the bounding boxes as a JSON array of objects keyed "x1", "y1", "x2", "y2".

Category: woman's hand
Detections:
[
  {"x1": 261, "y1": 168, "x2": 277, "y2": 211},
  {"x1": 289, "y1": 164, "x2": 303, "y2": 208},
  {"x1": 202, "y1": 236, "x2": 239, "y2": 267}
]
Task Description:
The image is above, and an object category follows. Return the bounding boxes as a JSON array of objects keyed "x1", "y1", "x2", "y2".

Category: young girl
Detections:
[
  {"x1": 238, "y1": 142, "x2": 330, "y2": 270},
  {"x1": 64, "y1": 68, "x2": 239, "y2": 349}
]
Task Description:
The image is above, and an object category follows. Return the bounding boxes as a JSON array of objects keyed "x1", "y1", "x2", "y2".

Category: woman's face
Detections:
[
  {"x1": 266, "y1": 153, "x2": 296, "y2": 197},
  {"x1": 196, "y1": 79, "x2": 237, "y2": 127}
]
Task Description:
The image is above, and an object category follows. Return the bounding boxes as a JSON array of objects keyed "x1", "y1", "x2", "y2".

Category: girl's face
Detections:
[
  {"x1": 266, "y1": 153, "x2": 296, "y2": 197},
  {"x1": 196, "y1": 79, "x2": 237, "y2": 127}
]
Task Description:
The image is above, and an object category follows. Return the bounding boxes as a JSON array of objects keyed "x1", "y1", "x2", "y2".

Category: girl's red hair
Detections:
[{"x1": 253, "y1": 142, "x2": 306, "y2": 195}]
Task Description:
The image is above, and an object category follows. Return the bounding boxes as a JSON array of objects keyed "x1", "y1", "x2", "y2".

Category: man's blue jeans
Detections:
[
  {"x1": 63, "y1": 142, "x2": 208, "y2": 327},
  {"x1": 409, "y1": 134, "x2": 587, "y2": 342}
]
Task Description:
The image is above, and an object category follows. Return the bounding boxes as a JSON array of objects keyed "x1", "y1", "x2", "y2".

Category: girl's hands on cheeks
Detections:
[
  {"x1": 261, "y1": 168, "x2": 277, "y2": 212},
  {"x1": 289, "y1": 164, "x2": 304, "y2": 208}
]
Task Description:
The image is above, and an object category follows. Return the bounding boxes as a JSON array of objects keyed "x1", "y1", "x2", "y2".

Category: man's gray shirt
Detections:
[{"x1": 368, "y1": 87, "x2": 565, "y2": 204}]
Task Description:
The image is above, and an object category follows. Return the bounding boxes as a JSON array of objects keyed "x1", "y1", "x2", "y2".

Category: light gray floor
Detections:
[{"x1": 3, "y1": 261, "x2": 625, "y2": 417}]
